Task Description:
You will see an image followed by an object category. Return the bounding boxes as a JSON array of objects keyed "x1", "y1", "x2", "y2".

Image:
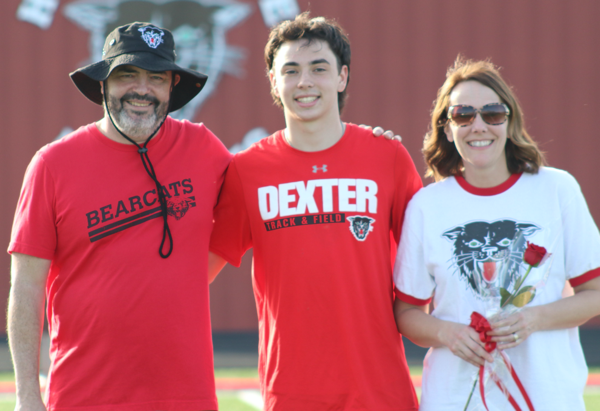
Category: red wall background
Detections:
[{"x1": 1, "y1": 0, "x2": 599, "y2": 333}]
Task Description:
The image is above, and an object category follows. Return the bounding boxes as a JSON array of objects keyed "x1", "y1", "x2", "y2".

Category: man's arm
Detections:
[
  {"x1": 8, "y1": 252, "x2": 51, "y2": 411},
  {"x1": 208, "y1": 251, "x2": 227, "y2": 284}
]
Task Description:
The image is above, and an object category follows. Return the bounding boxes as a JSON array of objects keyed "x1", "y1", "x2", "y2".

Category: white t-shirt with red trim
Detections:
[{"x1": 394, "y1": 167, "x2": 600, "y2": 411}]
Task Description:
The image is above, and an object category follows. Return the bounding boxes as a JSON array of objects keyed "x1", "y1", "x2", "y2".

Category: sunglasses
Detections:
[{"x1": 447, "y1": 103, "x2": 510, "y2": 127}]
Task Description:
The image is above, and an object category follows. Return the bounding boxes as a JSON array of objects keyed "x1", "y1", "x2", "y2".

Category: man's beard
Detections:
[{"x1": 106, "y1": 92, "x2": 168, "y2": 139}]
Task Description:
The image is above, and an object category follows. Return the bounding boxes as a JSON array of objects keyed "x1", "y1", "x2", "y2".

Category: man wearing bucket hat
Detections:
[{"x1": 8, "y1": 22, "x2": 230, "y2": 411}]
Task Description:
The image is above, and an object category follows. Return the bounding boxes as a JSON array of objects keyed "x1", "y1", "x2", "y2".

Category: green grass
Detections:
[
  {"x1": 0, "y1": 394, "x2": 260, "y2": 411},
  {"x1": 217, "y1": 395, "x2": 260, "y2": 411},
  {"x1": 214, "y1": 368, "x2": 259, "y2": 378},
  {"x1": 0, "y1": 373, "x2": 15, "y2": 382},
  {"x1": 409, "y1": 365, "x2": 423, "y2": 375},
  {"x1": 0, "y1": 368, "x2": 597, "y2": 411},
  {"x1": 0, "y1": 401, "x2": 15, "y2": 411},
  {"x1": 584, "y1": 392, "x2": 600, "y2": 411},
  {"x1": 0, "y1": 392, "x2": 598, "y2": 411}
]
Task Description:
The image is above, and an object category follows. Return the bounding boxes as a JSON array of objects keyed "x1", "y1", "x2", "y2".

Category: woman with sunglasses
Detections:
[{"x1": 393, "y1": 58, "x2": 600, "y2": 410}]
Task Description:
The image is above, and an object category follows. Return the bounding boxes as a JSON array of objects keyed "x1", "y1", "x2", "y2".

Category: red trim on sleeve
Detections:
[
  {"x1": 456, "y1": 173, "x2": 521, "y2": 196},
  {"x1": 394, "y1": 288, "x2": 432, "y2": 306},
  {"x1": 569, "y1": 267, "x2": 600, "y2": 287}
]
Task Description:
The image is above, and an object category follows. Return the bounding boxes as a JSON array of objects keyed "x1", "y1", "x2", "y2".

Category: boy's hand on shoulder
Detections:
[{"x1": 359, "y1": 124, "x2": 402, "y2": 142}]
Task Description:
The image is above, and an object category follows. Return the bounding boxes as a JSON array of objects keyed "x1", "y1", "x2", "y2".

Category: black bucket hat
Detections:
[{"x1": 70, "y1": 22, "x2": 207, "y2": 112}]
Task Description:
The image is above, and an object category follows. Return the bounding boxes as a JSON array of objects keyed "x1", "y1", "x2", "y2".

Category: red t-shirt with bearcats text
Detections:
[{"x1": 9, "y1": 117, "x2": 232, "y2": 411}]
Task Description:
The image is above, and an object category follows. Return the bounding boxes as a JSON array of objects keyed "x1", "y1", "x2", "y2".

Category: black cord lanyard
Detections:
[{"x1": 102, "y1": 82, "x2": 173, "y2": 258}]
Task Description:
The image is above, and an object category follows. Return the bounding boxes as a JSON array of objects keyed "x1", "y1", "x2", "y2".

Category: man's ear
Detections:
[
  {"x1": 337, "y1": 65, "x2": 349, "y2": 92},
  {"x1": 173, "y1": 73, "x2": 181, "y2": 88},
  {"x1": 269, "y1": 70, "x2": 279, "y2": 97}
]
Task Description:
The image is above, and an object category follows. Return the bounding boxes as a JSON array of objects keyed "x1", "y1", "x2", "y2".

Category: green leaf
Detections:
[
  {"x1": 512, "y1": 286, "x2": 536, "y2": 307},
  {"x1": 518, "y1": 285, "x2": 534, "y2": 293},
  {"x1": 500, "y1": 288, "x2": 512, "y2": 307}
]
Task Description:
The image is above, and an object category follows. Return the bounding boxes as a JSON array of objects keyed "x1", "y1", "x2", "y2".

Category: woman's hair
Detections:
[
  {"x1": 423, "y1": 57, "x2": 545, "y2": 181},
  {"x1": 264, "y1": 12, "x2": 351, "y2": 113}
]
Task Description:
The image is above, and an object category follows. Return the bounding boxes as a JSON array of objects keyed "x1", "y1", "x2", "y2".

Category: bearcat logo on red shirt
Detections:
[
  {"x1": 167, "y1": 195, "x2": 195, "y2": 220},
  {"x1": 347, "y1": 216, "x2": 375, "y2": 241}
]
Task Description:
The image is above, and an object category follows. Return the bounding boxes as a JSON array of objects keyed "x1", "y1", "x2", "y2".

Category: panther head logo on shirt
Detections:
[
  {"x1": 167, "y1": 196, "x2": 194, "y2": 220},
  {"x1": 442, "y1": 220, "x2": 539, "y2": 295},
  {"x1": 347, "y1": 216, "x2": 375, "y2": 241}
]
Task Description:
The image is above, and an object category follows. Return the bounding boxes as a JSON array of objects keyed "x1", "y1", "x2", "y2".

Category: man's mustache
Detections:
[{"x1": 120, "y1": 93, "x2": 160, "y2": 108}]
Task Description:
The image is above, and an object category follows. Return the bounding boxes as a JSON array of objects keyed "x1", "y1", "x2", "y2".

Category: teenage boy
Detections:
[{"x1": 209, "y1": 13, "x2": 422, "y2": 411}]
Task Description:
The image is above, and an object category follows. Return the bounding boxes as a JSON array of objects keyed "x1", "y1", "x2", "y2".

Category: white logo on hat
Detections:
[{"x1": 138, "y1": 26, "x2": 164, "y2": 49}]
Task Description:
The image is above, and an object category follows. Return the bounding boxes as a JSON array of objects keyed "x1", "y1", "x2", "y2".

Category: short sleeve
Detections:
[
  {"x1": 8, "y1": 151, "x2": 57, "y2": 259},
  {"x1": 390, "y1": 143, "x2": 423, "y2": 244},
  {"x1": 559, "y1": 173, "x2": 600, "y2": 286},
  {"x1": 393, "y1": 194, "x2": 435, "y2": 305},
  {"x1": 209, "y1": 158, "x2": 252, "y2": 267}
]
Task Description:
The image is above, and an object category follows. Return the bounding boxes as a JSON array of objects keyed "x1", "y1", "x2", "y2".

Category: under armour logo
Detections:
[{"x1": 312, "y1": 165, "x2": 327, "y2": 173}]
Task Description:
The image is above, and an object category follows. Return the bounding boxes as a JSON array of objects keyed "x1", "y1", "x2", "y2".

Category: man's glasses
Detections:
[{"x1": 447, "y1": 103, "x2": 510, "y2": 127}]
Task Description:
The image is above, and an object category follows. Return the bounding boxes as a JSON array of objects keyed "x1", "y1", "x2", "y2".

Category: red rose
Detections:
[{"x1": 523, "y1": 242, "x2": 548, "y2": 267}]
